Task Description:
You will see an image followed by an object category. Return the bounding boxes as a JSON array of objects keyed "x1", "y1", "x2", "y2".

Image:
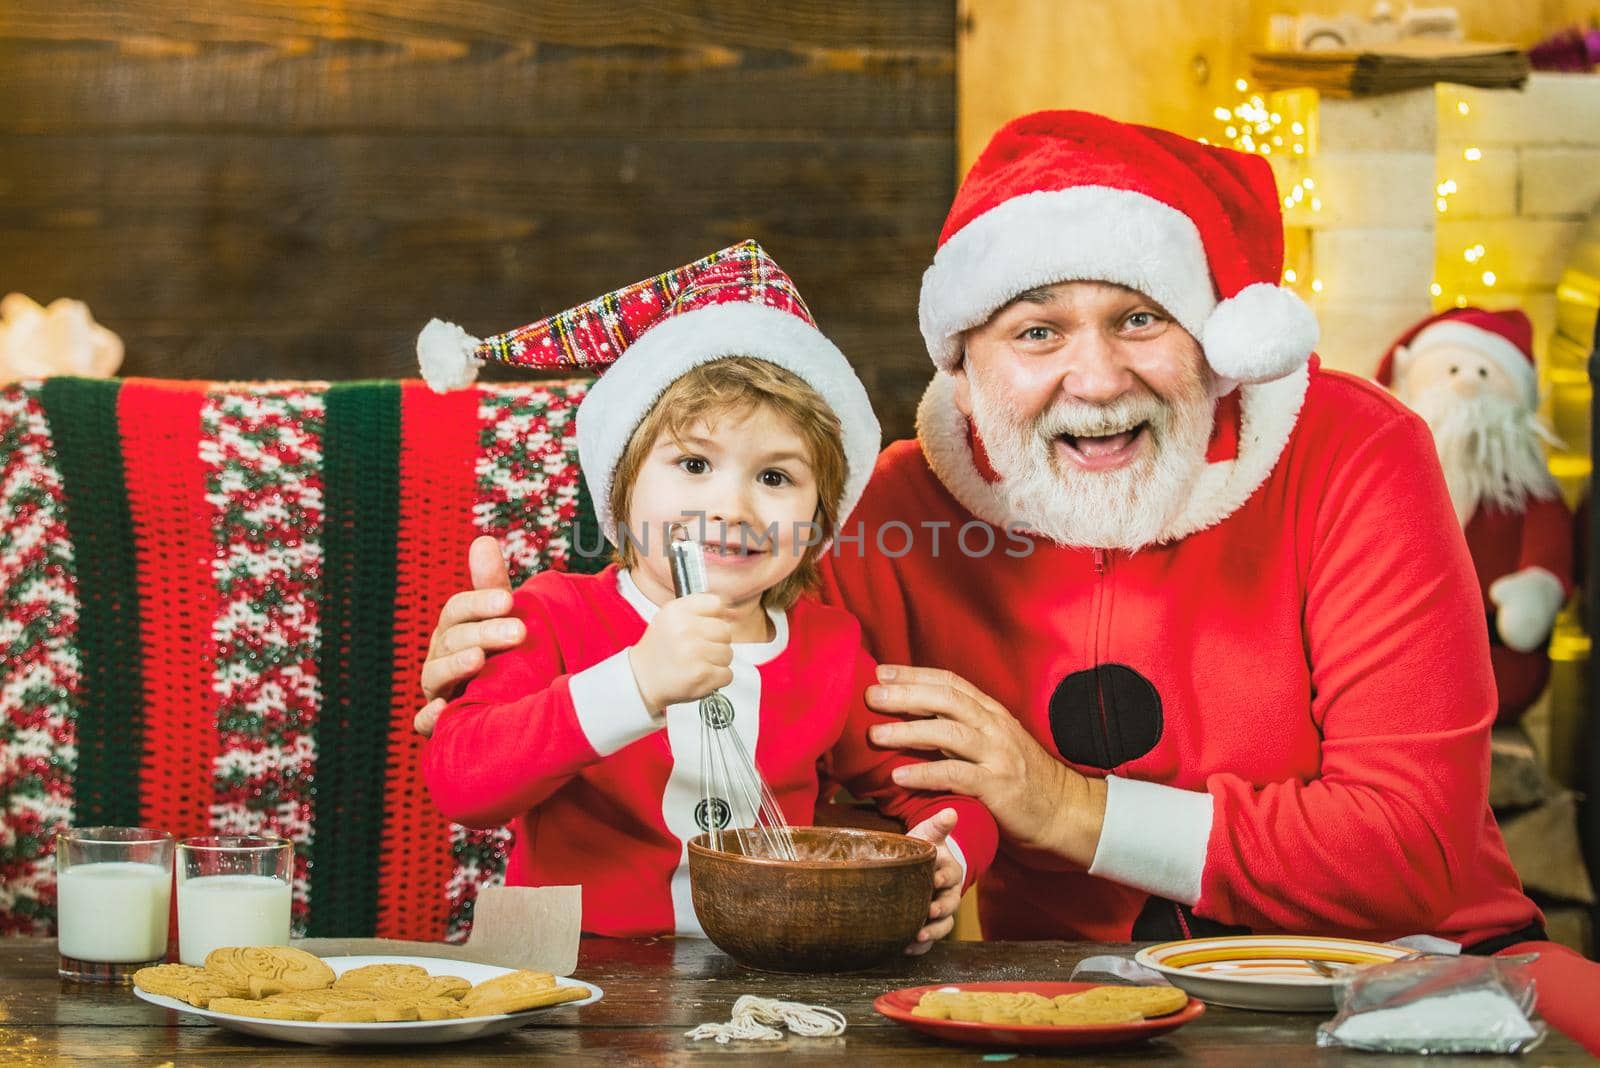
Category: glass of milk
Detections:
[
  {"x1": 55, "y1": 826, "x2": 175, "y2": 982},
  {"x1": 176, "y1": 835, "x2": 294, "y2": 966}
]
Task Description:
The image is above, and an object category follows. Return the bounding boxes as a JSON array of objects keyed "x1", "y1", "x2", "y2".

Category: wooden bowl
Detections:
[{"x1": 687, "y1": 826, "x2": 936, "y2": 973}]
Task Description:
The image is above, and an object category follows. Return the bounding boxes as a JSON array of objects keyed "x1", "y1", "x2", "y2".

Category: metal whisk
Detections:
[{"x1": 668, "y1": 525, "x2": 797, "y2": 861}]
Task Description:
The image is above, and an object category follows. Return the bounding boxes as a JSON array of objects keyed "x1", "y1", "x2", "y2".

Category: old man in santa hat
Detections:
[{"x1": 417, "y1": 110, "x2": 1599, "y2": 1050}]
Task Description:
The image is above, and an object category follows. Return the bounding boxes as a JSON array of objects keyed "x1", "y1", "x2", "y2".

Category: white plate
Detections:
[
  {"x1": 133, "y1": 954, "x2": 603, "y2": 1046},
  {"x1": 1134, "y1": 935, "x2": 1414, "y2": 1012}
]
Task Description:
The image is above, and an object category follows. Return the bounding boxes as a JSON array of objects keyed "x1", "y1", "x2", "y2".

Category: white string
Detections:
[{"x1": 685, "y1": 995, "x2": 848, "y2": 1043}]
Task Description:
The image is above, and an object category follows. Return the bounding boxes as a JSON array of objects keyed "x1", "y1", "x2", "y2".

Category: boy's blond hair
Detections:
[{"x1": 610, "y1": 357, "x2": 846, "y2": 611}]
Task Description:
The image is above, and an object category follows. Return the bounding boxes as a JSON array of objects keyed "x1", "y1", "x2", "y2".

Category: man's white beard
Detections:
[
  {"x1": 967, "y1": 365, "x2": 1216, "y2": 551},
  {"x1": 1405, "y1": 384, "x2": 1559, "y2": 525}
]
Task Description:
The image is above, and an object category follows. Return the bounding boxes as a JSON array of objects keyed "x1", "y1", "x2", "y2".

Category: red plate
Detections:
[{"x1": 873, "y1": 981, "x2": 1205, "y2": 1049}]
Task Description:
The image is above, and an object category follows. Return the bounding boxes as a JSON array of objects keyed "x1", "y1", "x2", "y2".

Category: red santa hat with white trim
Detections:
[
  {"x1": 919, "y1": 110, "x2": 1318, "y2": 388},
  {"x1": 415, "y1": 240, "x2": 881, "y2": 543},
  {"x1": 1374, "y1": 306, "x2": 1538, "y2": 410}
]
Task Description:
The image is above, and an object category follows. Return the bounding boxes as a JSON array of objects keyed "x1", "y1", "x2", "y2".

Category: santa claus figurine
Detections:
[{"x1": 1377, "y1": 307, "x2": 1574, "y2": 723}]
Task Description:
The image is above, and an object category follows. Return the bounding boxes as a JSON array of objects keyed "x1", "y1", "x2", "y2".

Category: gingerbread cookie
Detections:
[
  {"x1": 207, "y1": 997, "x2": 322, "y2": 1021},
  {"x1": 460, "y1": 971, "x2": 585, "y2": 1017},
  {"x1": 332, "y1": 962, "x2": 471, "y2": 1001},
  {"x1": 1060, "y1": 985, "x2": 1190, "y2": 1018},
  {"x1": 132, "y1": 963, "x2": 249, "y2": 1008},
  {"x1": 315, "y1": 1002, "x2": 422, "y2": 1023},
  {"x1": 263, "y1": 988, "x2": 380, "y2": 1014},
  {"x1": 204, "y1": 946, "x2": 335, "y2": 997},
  {"x1": 910, "y1": 988, "x2": 1159, "y2": 1027}
]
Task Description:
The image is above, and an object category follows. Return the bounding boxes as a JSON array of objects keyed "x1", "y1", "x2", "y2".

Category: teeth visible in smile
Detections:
[{"x1": 1060, "y1": 424, "x2": 1144, "y2": 459}]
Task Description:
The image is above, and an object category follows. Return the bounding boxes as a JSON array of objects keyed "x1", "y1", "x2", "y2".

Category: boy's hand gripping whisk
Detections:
[{"x1": 668, "y1": 525, "x2": 798, "y2": 860}]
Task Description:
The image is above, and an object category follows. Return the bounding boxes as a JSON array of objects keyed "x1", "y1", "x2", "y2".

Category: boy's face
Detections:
[{"x1": 624, "y1": 404, "x2": 822, "y2": 610}]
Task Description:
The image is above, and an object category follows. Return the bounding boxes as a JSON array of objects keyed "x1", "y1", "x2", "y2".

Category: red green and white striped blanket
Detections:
[{"x1": 0, "y1": 377, "x2": 602, "y2": 941}]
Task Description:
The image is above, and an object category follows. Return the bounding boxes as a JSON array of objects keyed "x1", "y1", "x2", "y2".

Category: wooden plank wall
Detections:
[
  {"x1": 0, "y1": 2, "x2": 957, "y2": 441},
  {"x1": 959, "y1": 0, "x2": 1600, "y2": 169}
]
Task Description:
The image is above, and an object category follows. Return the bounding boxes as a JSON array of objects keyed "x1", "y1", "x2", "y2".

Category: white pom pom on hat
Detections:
[{"x1": 416, "y1": 318, "x2": 484, "y2": 393}]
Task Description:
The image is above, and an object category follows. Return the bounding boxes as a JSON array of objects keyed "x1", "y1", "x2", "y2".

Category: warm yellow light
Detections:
[
  {"x1": 1311, "y1": 279, "x2": 1324, "y2": 293},
  {"x1": 1457, "y1": 101, "x2": 1470, "y2": 115},
  {"x1": 1482, "y1": 270, "x2": 1497, "y2": 286},
  {"x1": 1455, "y1": 294, "x2": 1468, "y2": 307},
  {"x1": 1301, "y1": 178, "x2": 1315, "y2": 190},
  {"x1": 1464, "y1": 147, "x2": 1482, "y2": 161},
  {"x1": 1283, "y1": 195, "x2": 1295, "y2": 209},
  {"x1": 1284, "y1": 269, "x2": 1298, "y2": 283},
  {"x1": 1436, "y1": 197, "x2": 1449, "y2": 212},
  {"x1": 1214, "y1": 107, "x2": 1232, "y2": 121},
  {"x1": 1270, "y1": 113, "x2": 1281, "y2": 124},
  {"x1": 1226, "y1": 125, "x2": 1238, "y2": 139},
  {"x1": 1291, "y1": 121, "x2": 1306, "y2": 135},
  {"x1": 1260, "y1": 144, "x2": 1271, "y2": 154},
  {"x1": 1310, "y1": 196, "x2": 1321, "y2": 211},
  {"x1": 1430, "y1": 282, "x2": 1443, "y2": 297},
  {"x1": 1198, "y1": 137, "x2": 1210, "y2": 144},
  {"x1": 1293, "y1": 143, "x2": 1305, "y2": 155},
  {"x1": 1235, "y1": 78, "x2": 1249, "y2": 92}
]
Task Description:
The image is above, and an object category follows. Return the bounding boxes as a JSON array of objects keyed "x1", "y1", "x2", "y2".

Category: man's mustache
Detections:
[{"x1": 1033, "y1": 398, "x2": 1167, "y2": 440}]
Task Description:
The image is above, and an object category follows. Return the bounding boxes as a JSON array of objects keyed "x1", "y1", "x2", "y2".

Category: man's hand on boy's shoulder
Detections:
[{"x1": 416, "y1": 535, "x2": 521, "y2": 737}]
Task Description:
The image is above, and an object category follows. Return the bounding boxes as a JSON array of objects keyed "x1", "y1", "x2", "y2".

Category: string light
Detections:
[
  {"x1": 1434, "y1": 97, "x2": 1496, "y2": 312},
  {"x1": 1208, "y1": 80, "x2": 1316, "y2": 293},
  {"x1": 1207, "y1": 78, "x2": 1309, "y2": 159}
]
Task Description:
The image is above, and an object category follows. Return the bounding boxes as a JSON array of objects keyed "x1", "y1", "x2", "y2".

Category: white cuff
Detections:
[
  {"x1": 946, "y1": 834, "x2": 969, "y2": 889},
  {"x1": 567, "y1": 649, "x2": 663, "y2": 756},
  {"x1": 1087, "y1": 775, "x2": 1213, "y2": 906}
]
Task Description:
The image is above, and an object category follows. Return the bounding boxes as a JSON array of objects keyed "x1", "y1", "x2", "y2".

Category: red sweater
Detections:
[
  {"x1": 424, "y1": 565, "x2": 999, "y2": 937},
  {"x1": 821, "y1": 360, "x2": 1540, "y2": 946}
]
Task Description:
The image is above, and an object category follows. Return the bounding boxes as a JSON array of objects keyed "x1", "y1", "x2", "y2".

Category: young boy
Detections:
[{"x1": 416, "y1": 241, "x2": 998, "y2": 947}]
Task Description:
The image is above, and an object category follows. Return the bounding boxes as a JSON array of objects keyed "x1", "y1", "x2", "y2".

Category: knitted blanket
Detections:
[{"x1": 0, "y1": 376, "x2": 603, "y2": 941}]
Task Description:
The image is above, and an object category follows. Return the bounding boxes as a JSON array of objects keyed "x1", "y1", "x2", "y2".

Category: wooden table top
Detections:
[{"x1": 0, "y1": 936, "x2": 1585, "y2": 1064}]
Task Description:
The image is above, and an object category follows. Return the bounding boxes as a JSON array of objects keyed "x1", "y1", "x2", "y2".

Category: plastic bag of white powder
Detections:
[{"x1": 1316, "y1": 955, "x2": 1545, "y2": 1055}]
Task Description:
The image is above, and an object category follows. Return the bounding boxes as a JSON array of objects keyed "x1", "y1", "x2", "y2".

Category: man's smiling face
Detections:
[{"x1": 953, "y1": 280, "x2": 1218, "y2": 550}]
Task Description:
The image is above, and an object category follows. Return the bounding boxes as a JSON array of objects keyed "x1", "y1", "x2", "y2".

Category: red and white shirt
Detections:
[
  {"x1": 821, "y1": 359, "x2": 1542, "y2": 947},
  {"x1": 424, "y1": 565, "x2": 998, "y2": 937}
]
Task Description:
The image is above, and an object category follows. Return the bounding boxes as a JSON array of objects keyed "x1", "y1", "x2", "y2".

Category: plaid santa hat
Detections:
[
  {"x1": 416, "y1": 240, "x2": 880, "y2": 543},
  {"x1": 919, "y1": 110, "x2": 1318, "y2": 389},
  {"x1": 1374, "y1": 306, "x2": 1538, "y2": 410}
]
